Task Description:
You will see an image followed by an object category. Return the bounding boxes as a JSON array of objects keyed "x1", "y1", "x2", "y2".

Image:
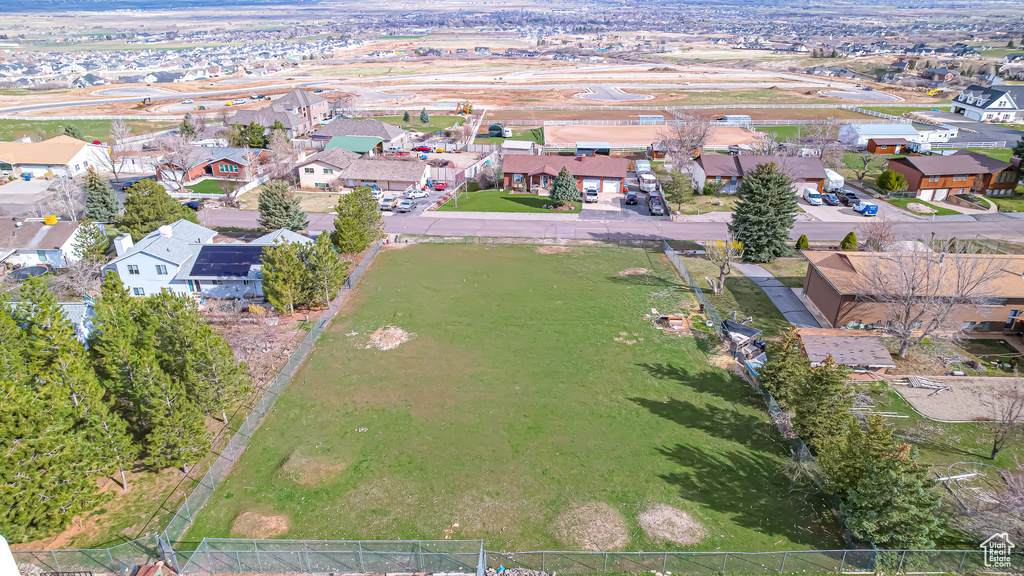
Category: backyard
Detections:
[
  {"x1": 185, "y1": 245, "x2": 840, "y2": 551},
  {"x1": 374, "y1": 114, "x2": 463, "y2": 134},
  {"x1": 474, "y1": 127, "x2": 545, "y2": 145},
  {"x1": 674, "y1": 255, "x2": 791, "y2": 337},
  {"x1": 437, "y1": 188, "x2": 583, "y2": 213}
]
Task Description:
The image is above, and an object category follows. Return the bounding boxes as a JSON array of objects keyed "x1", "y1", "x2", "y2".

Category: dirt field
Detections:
[
  {"x1": 544, "y1": 124, "x2": 761, "y2": 147},
  {"x1": 893, "y1": 378, "x2": 1023, "y2": 422}
]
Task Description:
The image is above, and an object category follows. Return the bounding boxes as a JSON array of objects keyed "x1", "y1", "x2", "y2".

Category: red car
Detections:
[
  {"x1": 412, "y1": 146, "x2": 432, "y2": 152},
  {"x1": 433, "y1": 182, "x2": 448, "y2": 191},
  {"x1": 395, "y1": 151, "x2": 411, "y2": 156}
]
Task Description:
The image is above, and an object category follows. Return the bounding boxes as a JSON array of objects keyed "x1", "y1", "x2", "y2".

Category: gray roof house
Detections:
[
  {"x1": 950, "y1": 84, "x2": 1024, "y2": 122},
  {"x1": 231, "y1": 104, "x2": 312, "y2": 138},
  {"x1": 337, "y1": 158, "x2": 430, "y2": 191}
]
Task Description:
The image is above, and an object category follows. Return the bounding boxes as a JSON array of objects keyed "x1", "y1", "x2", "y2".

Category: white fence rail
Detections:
[{"x1": 932, "y1": 141, "x2": 1007, "y2": 149}]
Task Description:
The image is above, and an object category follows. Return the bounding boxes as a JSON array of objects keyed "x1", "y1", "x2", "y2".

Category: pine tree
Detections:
[
  {"x1": 269, "y1": 119, "x2": 287, "y2": 139},
  {"x1": 261, "y1": 240, "x2": 307, "y2": 314},
  {"x1": 661, "y1": 170, "x2": 692, "y2": 212},
  {"x1": 119, "y1": 178, "x2": 198, "y2": 241},
  {"x1": 90, "y1": 272, "x2": 146, "y2": 426},
  {"x1": 403, "y1": 111, "x2": 411, "y2": 123},
  {"x1": 840, "y1": 231, "x2": 858, "y2": 251},
  {"x1": 332, "y1": 186, "x2": 382, "y2": 255},
  {"x1": 791, "y1": 356, "x2": 852, "y2": 450},
  {"x1": 302, "y1": 232, "x2": 350, "y2": 308},
  {"x1": 72, "y1": 219, "x2": 109, "y2": 261},
  {"x1": 83, "y1": 167, "x2": 119, "y2": 221},
  {"x1": 818, "y1": 413, "x2": 899, "y2": 495},
  {"x1": 179, "y1": 115, "x2": 197, "y2": 140},
  {"x1": 186, "y1": 325, "x2": 252, "y2": 423},
  {"x1": 420, "y1": 108, "x2": 430, "y2": 124},
  {"x1": 134, "y1": 349, "x2": 209, "y2": 472},
  {"x1": 796, "y1": 234, "x2": 809, "y2": 250},
  {"x1": 728, "y1": 162, "x2": 798, "y2": 263},
  {"x1": 1009, "y1": 39, "x2": 1016, "y2": 49},
  {"x1": 257, "y1": 180, "x2": 308, "y2": 231},
  {"x1": 842, "y1": 448, "x2": 944, "y2": 548},
  {"x1": 877, "y1": 169, "x2": 908, "y2": 195},
  {"x1": 549, "y1": 166, "x2": 579, "y2": 206},
  {"x1": 1013, "y1": 137, "x2": 1024, "y2": 160},
  {"x1": 60, "y1": 123, "x2": 86, "y2": 141},
  {"x1": 756, "y1": 325, "x2": 809, "y2": 409}
]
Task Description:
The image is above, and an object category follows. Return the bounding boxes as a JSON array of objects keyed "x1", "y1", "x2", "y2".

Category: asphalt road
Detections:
[
  {"x1": 203, "y1": 208, "x2": 1024, "y2": 241},
  {"x1": 575, "y1": 86, "x2": 653, "y2": 101},
  {"x1": 819, "y1": 89, "x2": 900, "y2": 102},
  {"x1": 916, "y1": 110, "x2": 1023, "y2": 145}
]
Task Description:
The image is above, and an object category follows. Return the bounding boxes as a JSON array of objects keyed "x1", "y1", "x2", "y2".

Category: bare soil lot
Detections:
[
  {"x1": 893, "y1": 377, "x2": 1023, "y2": 422},
  {"x1": 544, "y1": 124, "x2": 761, "y2": 146}
]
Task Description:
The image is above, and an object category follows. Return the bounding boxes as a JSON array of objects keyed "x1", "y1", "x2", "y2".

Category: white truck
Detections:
[
  {"x1": 824, "y1": 169, "x2": 845, "y2": 193},
  {"x1": 638, "y1": 173, "x2": 659, "y2": 193}
]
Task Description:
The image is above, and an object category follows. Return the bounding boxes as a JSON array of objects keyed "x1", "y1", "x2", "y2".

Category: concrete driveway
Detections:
[
  {"x1": 914, "y1": 110, "x2": 1023, "y2": 145},
  {"x1": 798, "y1": 189, "x2": 918, "y2": 222},
  {"x1": 732, "y1": 263, "x2": 820, "y2": 328},
  {"x1": 0, "y1": 178, "x2": 51, "y2": 216}
]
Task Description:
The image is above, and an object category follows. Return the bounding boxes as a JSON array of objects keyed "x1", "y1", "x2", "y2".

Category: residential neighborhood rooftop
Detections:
[
  {"x1": 502, "y1": 154, "x2": 629, "y2": 179},
  {"x1": 0, "y1": 135, "x2": 94, "y2": 165},
  {"x1": 797, "y1": 328, "x2": 896, "y2": 369}
]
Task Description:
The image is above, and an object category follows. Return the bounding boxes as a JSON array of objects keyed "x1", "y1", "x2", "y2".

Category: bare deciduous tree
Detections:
[
  {"x1": 154, "y1": 134, "x2": 206, "y2": 192},
  {"x1": 51, "y1": 257, "x2": 103, "y2": 298},
  {"x1": 97, "y1": 119, "x2": 132, "y2": 181},
  {"x1": 859, "y1": 218, "x2": 900, "y2": 252},
  {"x1": 45, "y1": 175, "x2": 84, "y2": 220},
  {"x1": 657, "y1": 111, "x2": 712, "y2": 173},
  {"x1": 266, "y1": 130, "x2": 296, "y2": 181},
  {"x1": 857, "y1": 239, "x2": 1003, "y2": 357},
  {"x1": 703, "y1": 238, "x2": 744, "y2": 296},
  {"x1": 991, "y1": 383, "x2": 1024, "y2": 459},
  {"x1": 804, "y1": 119, "x2": 840, "y2": 161},
  {"x1": 850, "y1": 151, "x2": 883, "y2": 183}
]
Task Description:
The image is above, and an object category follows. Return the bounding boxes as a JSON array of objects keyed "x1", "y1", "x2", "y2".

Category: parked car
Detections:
[
  {"x1": 182, "y1": 99, "x2": 194, "y2": 104},
  {"x1": 648, "y1": 193, "x2": 665, "y2": 216},
  {"x1": 378, "y1": 196, "x2": 399, "y2": 211},
  {"x1": 854, "y1": 201, "x2": 878, "y2": 216},
  {"x1": 412, "y1": 145, "x2": 432, "y2": 152},
  {"x1": 394, "y1": 199, "x2": 417, "y2": 213},
  {"x1": 120, "y1": 177, "x2": 152, "y2": 191},
  {"x1": 405, "y1": 189, "x2": 429, "y2": 199},
  {"x1": 371, "y1": 189, "x2": 384, "y2": 201},
  {"x1": 232, "y1": 99, "x2": 247, "y2": 105},
  {"x1": 584, "y1": 189, "x2": 599, "y2": 203},
  {"x1": 432, "y1": 182, "x2": 448, "y2": 191},
  {"x1": 624, "y1": 190, "x2": 638, "y2": 205},
  {"x1": 802, "y1": 187, "x2": 823, "y2": 206},
  {"x1": 395, "y1": 151, "x2": 411, "y2": 157},
  {"x1": 823, "y1": 193, "x2": 840, "y2": 206},
  {"x1": 182, "y1": 200, "x2": 204, "y2": 211},
  {"x1": 839, "y1": 191, "x2": 859, "y2": 206}
]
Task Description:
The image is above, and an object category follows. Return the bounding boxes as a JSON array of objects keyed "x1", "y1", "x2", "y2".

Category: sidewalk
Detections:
[{"x1": 732, "y1": 263, "x2": 820, "y2": 328}]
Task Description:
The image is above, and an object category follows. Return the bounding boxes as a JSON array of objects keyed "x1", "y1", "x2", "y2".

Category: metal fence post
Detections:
[
  {"x1": 255, "y1": 539, "x2": 263, "y2": 573},
  {"x1": 358, "y1": 542, "x2": 365, "y2": 573},
  {"x1": 780, "y1": 552, "x2": 788, "y2": 573},
  {"x1": 542, "y1": 551, "x2": 546, "y2": 572},
  {"x1": 839, "y1": 550, "x2": 847, "y2": 573},
  {"x1": 107, "y1": 548, "x2": 115, "y2": 571},
  {"x1": 304, "y1": 542, "x2": 311, "y2": 572},
  {"x1": 52, "y1": 550, "x2": 61, "y2": 572},
  {"x1": 897, "y1": 551, "x2": 907, "y2": 574},
  {"x1": 663, "y1": 553, "x2": 668, "y2": 573},
  {"x1": 603, "y1": 552, "x2": 608, "y2": 573},
  {"x1": 722, "y1": 552, "x2": 728, "y2": 573},
  {"x1": 184, "y1": 500, "x2": 192, "y2": 522},
  {"x1": 206, "y1": 540, "x2": 214, "y2": 573},
  {"x1": 236, "y1": 551, "x2": 242, "y2": 572},
  {"x1": 958, "y1": 551, "x2": 967, "y2": 573}
]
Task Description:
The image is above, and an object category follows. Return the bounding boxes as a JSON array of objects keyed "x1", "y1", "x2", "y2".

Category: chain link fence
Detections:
[
  {"x1": 662, "y1": 242, "x2": 723, "y2": 336},
  {"x1": 396, "y1": 234, "x2": 662, "y2": 249}
]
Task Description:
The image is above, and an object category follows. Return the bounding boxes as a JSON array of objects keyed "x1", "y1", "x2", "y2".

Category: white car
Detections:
[
  {"x1": 405, "y1": 189, "x2": 429, "y2": 199},
  {"x1": 371, "y1": 189, "x2": 384, "y2": 201},
  {"x1": 182, "y1": 99, "x2": 194, "y2": 104},
  {"x1": 802, "y1": 187, "x2": 823, "y2": 206}
]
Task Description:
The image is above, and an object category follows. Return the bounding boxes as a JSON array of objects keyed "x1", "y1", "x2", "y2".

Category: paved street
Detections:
[{"x1": 916, "y1": 110, "x2": 1024, "y2": 145}]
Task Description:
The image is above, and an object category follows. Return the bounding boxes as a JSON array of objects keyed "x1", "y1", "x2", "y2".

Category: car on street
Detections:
[
  {"x1": 394, "y1": 199, "x2": 417, "y2": 213},
  {"x1": 182, "y1": 200, "x2": 204, "y2": 211},
  {"x1": 371, "y1": 189, "x2": 384, "y2": 201},
  {"x1": 232, "y1": 99, "x2": 247, "y2": 105},
  {"x1": 412, "y1": 146, "x2": 432, "y2": 152},
  {"x1": 432, "y1": 182, "x2": 447, "y2": 191},
  {"x1": 854, "y1": 201, "x2": 878, "y2": 216},
  {"x1": 378, "y1": 196, "x2": 400, "y2": 211},
  {"x1": 839, "y1": 191, "x2": 859, "y2": 206},
  {"x1": 405, "y1": 189, "x2": 429, "y2": 199},
  {"x1": 823, "y1": 193, "x2": 840, "y2": 206},
  {"x1": 803, "y1": 187, "x2": 823, "y2": 206},
  {"x1": 624, "y1": 190, "x2": 638, "y2": 205},
  {"x1": 182, "y1": 99, "x2": 194, "y2": 104}
]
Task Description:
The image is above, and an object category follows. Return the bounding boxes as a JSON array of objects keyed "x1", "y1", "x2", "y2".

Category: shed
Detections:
[
  {"x1": 866, "y1": 138, "x2": 908, "y2": 155},
  {"x1": 798, "y1": 328, "x2": 895, "y2": 374},
  {"x1": 575, "y1": 141, "x2": 612, "y2": 156},
  {"x1": 638, "y1": 115, "x2": 666, "y2": 125}
]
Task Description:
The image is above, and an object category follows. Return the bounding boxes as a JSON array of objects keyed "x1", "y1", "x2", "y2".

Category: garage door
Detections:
[
  {"x1": 602, "y1": 179, "x2": 620, "y2": 194},
  {"x1": 932, "y1": 188, "x2": 950, "y2": 202},
  {"x1": 919, "y1": 189, "x2": 934, "y2": 202},
  {"x1": 582, "y1": 179, "x2": 600, "y2": 191}
]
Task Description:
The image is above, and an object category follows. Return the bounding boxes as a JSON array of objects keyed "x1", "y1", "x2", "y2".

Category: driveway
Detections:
[
  {"x1": 798, "y1": 189, "x2": 917, "y2": 222},
  {"x1": 732, "y1": 263, "x2": 820, "y2": 328},
  {"x1": 0, "y1": 178, "x2": 51, "y2": 216},
  {"x1": 913, "y1": 110, "x2": 1023, "y2": 145}
]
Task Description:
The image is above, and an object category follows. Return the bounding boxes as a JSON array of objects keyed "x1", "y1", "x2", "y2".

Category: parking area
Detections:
[
  {"x1": 913, "y1": 110, "x2": 1023, "y2": 145},
  {"x1": 797, "y1": 188, "x2": 916, "y2": 222},
  {"x1": 0, "y1": 178, "x2": 52, "y2": 216}
]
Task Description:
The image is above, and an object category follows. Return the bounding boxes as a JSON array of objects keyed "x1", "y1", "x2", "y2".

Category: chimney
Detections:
[
  {"x1": 113, "y1": 233, "x2": 134, "y2": 256},
  {"x1": 158, "y1": 225, "x2": 173, "y2": 238}
]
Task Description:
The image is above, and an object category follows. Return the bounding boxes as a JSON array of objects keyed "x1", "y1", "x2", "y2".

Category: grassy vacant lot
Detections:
[
  {"x1": 756, "y1": 126, "x2": 801, "y2": 141},
  {"x1": 438, "y1": 189, "x2": 583, "y2": 213},
  {"x1": 860, "y1": 102, "x2": 951, "y2": 116},
  {"x1": 187, "y1": 245, "x2": 839, "y2": 550},
  {"x1": 0, "y1": 118, "x2": 175, "y2": 142},
  {"x1": 375, "y1": 115, "x2": 462, "y2": 133},
  {"x1": 887, "y1": 197, "x2": 960, "y2": 216},
  {"x1": 474, "y1": 127, "x2": 544, "y2": 145},
  {"x1": 677, "y1": 256, "x2": 790, "y2": 337}
]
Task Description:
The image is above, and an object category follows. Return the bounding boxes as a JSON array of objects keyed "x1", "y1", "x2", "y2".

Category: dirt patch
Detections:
[
  {"x1": 894, "y1": 378, "x2": 1023, "y2": 422},
  {"x1": 536, "y1": 246, "x2": 570, "y2": 254},
  {"x1": 280, "y1": 450, "x2": 346, "y2": 486},
  {"x1": 553, "y1": 502, "x2": 629, "y2": 551},
  {"x1": 618, "y1": 268, "x2": 649, "y2": 276},
  {"x1": 366, "y1": 326, "x2": 413, "y2": 351},
  {"x1": 230, "y1": 510, "x2": 290, "y2": 539},
  {"x1": 905, "y1": 202, "x2": 937, "y2": 214},
  {"x1": 637, "y1": 505, "x2": 706, "y2": 546}
]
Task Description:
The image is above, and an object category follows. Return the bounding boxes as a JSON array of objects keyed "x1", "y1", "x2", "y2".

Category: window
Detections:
[
  {"x1": 315, "y1": 182, "x2": 328, "y2": 188},
  {"x1": 512, "y1": 174, "x2": 524, "y2": 183},
  {"x1": 127, "y1": 264, "x2": 140, "y2": 275},
  {"x1": 304, "y1": 167, "x2": 315, "y2": 174},
  {"x1": 37, "y1": 250, "x2": 46, "y2": 259},
  {"x1": 209, "y1": 280, "x2": 221, "y2": 286},
  {"x1": 928, "y1": 175, "x2": 939, "y2": 183},
  {"x1": 133, "y1": 287, "x2": 145, "y2": 296},
  {"x1": 156, "y1": 265, "x2": 168, "y2": 275},
  {"x1": 323, "y1": 168, "x2": 333, "y2": 174}
]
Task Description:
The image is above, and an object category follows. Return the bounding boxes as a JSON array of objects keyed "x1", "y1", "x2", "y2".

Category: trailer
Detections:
[{"x1": 824, "y1": 169, "x2": 845, "y2": 193}]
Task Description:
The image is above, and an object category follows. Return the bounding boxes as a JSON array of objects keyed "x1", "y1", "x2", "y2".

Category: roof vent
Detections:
[{"x1": 158, "y1": 225, "x2": 173, "y2": 238}]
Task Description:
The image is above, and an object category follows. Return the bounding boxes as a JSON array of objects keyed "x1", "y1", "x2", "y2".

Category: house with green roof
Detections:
[{"x1": 326, "y1": 135, "x2": 384, "y2": 156}]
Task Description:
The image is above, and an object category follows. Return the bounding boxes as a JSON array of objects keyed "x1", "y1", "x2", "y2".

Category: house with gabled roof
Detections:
[
  {"x1": 501, "y1": 155, "x2": 628, "y2": 195},
  {"x1": 231, "y1": 105, "x2": 312, "y2": 138},
  {"x1": 950, "y1": 84, "x2": 1024, "y2": 122},
  {"x1": 296, "y1": 147, "x2": 360, "y2": 189},
  {"x1": 273, "y1": 89, "x2": 329, "y2": 125},
  {"x1": 311, "y1": 119, "x2": 409, "y2": 149}
]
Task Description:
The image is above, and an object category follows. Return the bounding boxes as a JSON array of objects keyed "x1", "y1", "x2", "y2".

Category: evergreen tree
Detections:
[
  {"x1": 756, "y1": 325, "x2": 809, "y2": 409},
  {"x1": 840, "y1": 231, "x2": 858, "y2": 251},
  {"x1": 133, "y1": 350, "x2": 209, "y2": 472},
  {"x1": 332, "y1": 187, "x2": 383, "y2": 255},
  {"x1": 302, "y1": 232, "x2": 350, "y2": 308},
  {"x1": 231, "y1": 122, "x2": 266, "y2": 148},
  {"x1": 83, "y1": 166, "x2": 119, "y2": 221},
  {"x1": 178, "y1": 114, "x2": 197, "y2": 140},
  {"x1": 842, "y1": 448, "x2": 944, "y2": 548},
  {"x1": 549, "y1": 166, "x2": 579, "y2": 206},
  {"x1": 257, "y1": 180, "x2": 308, "y2": 231},
  {"x1": 72, "y1": 219, "x2": 109, "y2": 261},
  {"x1": 661, "y1": 170, "x2": 692, "y2": 212},
  {"x1": 119, "y1": 178, "x2": 198, "y2": 241},
  {"x1": 830, "y1": 49, "x2": 838, "y2": 58},
  {"x1": 796, "y1": 234, "x2": 809, "y2": 250},
  {"x1": 261, "y1": 240, "x2": 307, "y2": 314},
  {"x1": 403, "y1": 110, "x2": 411, "y2": 123},
  {"x1": 269, "y1": 119, "x2": 287, "y2": 139},
  {"x1": 818, "y1": 413, "x2": 899, "y2": 495},
  {"x1": 186, "y1": 324, "x2": 252, "y2": 423},
  {"x1": 90, "y1": 272, "x2": 146, "y2": 427},
  {"x1": 1013, "y1": 137, "x2": 1024, "y2": 160},
  {"x1": 420, "y1": 108, "x2": 430, "y2": 124},
  {"x1": 877, "y1": 169, "x2": 908, "y2": 195},
  {"x1": 728, "y1": 162, "x2": 798, "y2": 263},
  {"x1": 1009, "y1": 39, "x2": 1016, "y2": 49},
  {"x1": 791, "y1": 356, "x2": 853, "y2": 450},
  {"x1": 60, "y1": 123, "x2": 86, "y2": 141}
]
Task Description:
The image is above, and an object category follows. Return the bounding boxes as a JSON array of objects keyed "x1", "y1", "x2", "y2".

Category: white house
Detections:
[
  {"x1": 0, "y1": 135, "x2": 110, "y2": 179},
  {"x1": 501, "y1": 140, "x2": 544, "y2": 155},
  {"x1": 296, "y1": 147, "x2": 360, "y2": 189},
  {"x1": 104, "y1": 220, "x2": 311, "y2": 300},
  {"x1": 950, "y1": 85, "x2": 1024, "y2": 122},
  {"x1": 0, "y1": 219, "x2": 97, "y2": 269}
]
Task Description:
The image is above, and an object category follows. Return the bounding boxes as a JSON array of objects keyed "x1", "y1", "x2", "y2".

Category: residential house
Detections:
[
  {"x1": 1001, "y1": 53, "x2": 1024, "y2": 64},
  {"x1": 885, "y1": 151, "x2": 1019, "y2": 201},
  {"x1": 159, "y1": 147, "x2": 267, "y2": 186},
  {"x1": 923, "y1": 67, "x2": 959, "y2": 83},
  {"x1": 325, "y1": 136, "x2": 383, "y2": 156},
  {"x1": 71, "y1": 73, "x2": 106, "y2": 88},
  {"x1": 797, "y1": 328, "x2": 895, "y2": 376},
  {"x1": 273, "y1": 89, "x2": 330, "y2": 125},
  {"x1": 336, "y1": 158, "x2": 430, "y2": 191},
  {"x1": 501, "y1": 140, "x2": 544, "y2": 155},
  {"x1": 866, "y1": 138, "x2": 908, "y2": 154},
  {"x1": 801, "y1": 250, "x2": 1024, "y2": 332},
  {"x1": 952, "y1": 150, "x2": 1020, "y2": 196},
  {"x1": 231, "y1": 105, "x2": 312, "y2": 138},
  {"x1": 296, "y1": 147, "x2": 360, "y2": 189},
  {"x1": 104, "y1": 220, "x2": 311, "y2": 299},
  {"x1": 0, "y1": 135, "x2": 110, "y2": 178},
  {"x1": 311, "y1": 119, "x2": 409, "y2": 150},
  {"x1": 501, "y1": 155, "x2": 628, "y2": 195},
  {"x1": 950, "y1": 85, "x2": 1024, "y2": 122},
  {"x1": 691, "y1": 155, "x2": 827, "y2": 194},
  {"x1": 0, "y1": 219, "x2": 98, "y2": 269}
]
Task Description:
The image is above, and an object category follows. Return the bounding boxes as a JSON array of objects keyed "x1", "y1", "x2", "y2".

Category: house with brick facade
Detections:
[
  {"x1": 501, "y1": 155, "x2": 628, "y2": 195},
  {"x1": 160, "y1": 147, "x2": 267, "y2": 185},
  {"x1": 692, "y1": 155, "x2": 827, "y2": 194},
  {"x1": 886, "y1": 151, "x2": 1019, "y2": 200},
  {"x1": 274, "y1": 89, "x2": 329, "y2": 125}
]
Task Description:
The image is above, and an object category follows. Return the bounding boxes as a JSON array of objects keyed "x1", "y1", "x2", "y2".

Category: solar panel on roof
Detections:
[{"x1": 190, "y1": 245, "x2": 265, "y2": 277}]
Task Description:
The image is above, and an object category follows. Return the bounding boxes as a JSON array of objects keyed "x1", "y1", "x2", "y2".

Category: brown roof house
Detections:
[
  {"x1": 887, "y1": 151, "x2": 1020, "y2": 201},
  {"x1": 0, "y1": 219, "x2": 99, "y2": 270},
  {"x1": 337, "y1": 158, "x2": 430, "y2": 191},
  {"x1": 801, "y1": 250, "x2": 1024, "y2": 332},
  {"x1": 501, "y1": 155, "x2": 629, "y2": 195},
  {"x1": 866, "y1": 138, "x2": 908, "y2": 154},
  {"x1": 692, "y1": 155, "x2": 827, "y2": 194},
  {"x1": 798, "y1": 328, "x2": 895, "y2": 376},
  {"x1": 296, "y1": 148, "x2": 360, "y2": 190}
]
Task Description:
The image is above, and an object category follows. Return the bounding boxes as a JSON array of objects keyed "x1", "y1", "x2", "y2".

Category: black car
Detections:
[
  {"x1": 182, "y1": 200, "x2": 204, "y2": 211},
  {"x1": 839, "y1": 191, "x2": 859, "y2": 206},
  {"x1": 624, "y1": 190, "x2": 638, "y2": 205},
  {"x1": 121, "y1": 177, "x2": 154, "y2": 191}
]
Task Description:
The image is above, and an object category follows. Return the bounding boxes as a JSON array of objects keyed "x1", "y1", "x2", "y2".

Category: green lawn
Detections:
[
  {"x1": 755, "y1": 126, "x2": 801, "y2": 140},
  {"x1": 966, "y1": 148, "x2": 1015, "y2": 162},
  {"x1": 185, "y1": 179, "x2": 232, "y2": 195},
  {"x1": 859, "y1": 102, "x2": 952, "y2": 117},
  {"x1": 474, "y1": 127, "x2": 545, "y2": 145},
  {"x1": 374, "y1": 115, "x2": 463, "y2": 134},
  {"x1": 185, "y1": 245, "x2": 840, "y2": 550},
  {"x1": 886, "y1": 197, "x2": 961, "y2": 216},
  {"x1": 995, "y1": 123, "x2": 1024, "y2": 131},
  {"x1": 678, "y1": 256, "x2": 791, "y2": 337},
  {"x1": 759, "y1": 258, "x2": 808, "y2": 290},
  {"x1": 988, "y1": 191, "x2": 1024, "y2": 212},
  {"x1": 438, "y1": 189, "x2": 583, "y2": 213},
  {"x1": 674, "y1": 194, "x2": 738, "y2": 215},
  {"x1": 0, "y1": 118, "x2": 176, "y2": 143}
]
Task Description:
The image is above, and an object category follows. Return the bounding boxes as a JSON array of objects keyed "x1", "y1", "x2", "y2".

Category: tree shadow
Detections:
[
  {"x1": 607, "y1": 274, "x2": 683, "y2": 288},
  {"x1": 636, "y1": 362, "x2": 754, "y2": 405},
  {"x1": 629, "y1": 396, "x2": 778, "y2": 449}
]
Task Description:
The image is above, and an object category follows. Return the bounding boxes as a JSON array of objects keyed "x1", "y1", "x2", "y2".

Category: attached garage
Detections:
[
  {"x1": 601, "y1": 179, "x2": 621, "y2": 194},
  {"x1": 919, "y1": 188, "x2": 950, "y2": 202},
  {"x1": 582, "y1": 178, "x2": 600, "y2": 191}
]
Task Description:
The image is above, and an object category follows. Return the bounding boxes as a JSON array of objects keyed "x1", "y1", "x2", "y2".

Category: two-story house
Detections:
[
  {"x1": 887, "y1": 151, "x2": 1020, "y2": 201},
  {"x1": 950, "y1": 85, "x2": 1024, "y2": 122},
  {"x1": 296, "y1": 147, "x2": 360, "y2": 189},
  {"x1": 273, "y1": 89, "x2": 329, "y2": 125}
]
